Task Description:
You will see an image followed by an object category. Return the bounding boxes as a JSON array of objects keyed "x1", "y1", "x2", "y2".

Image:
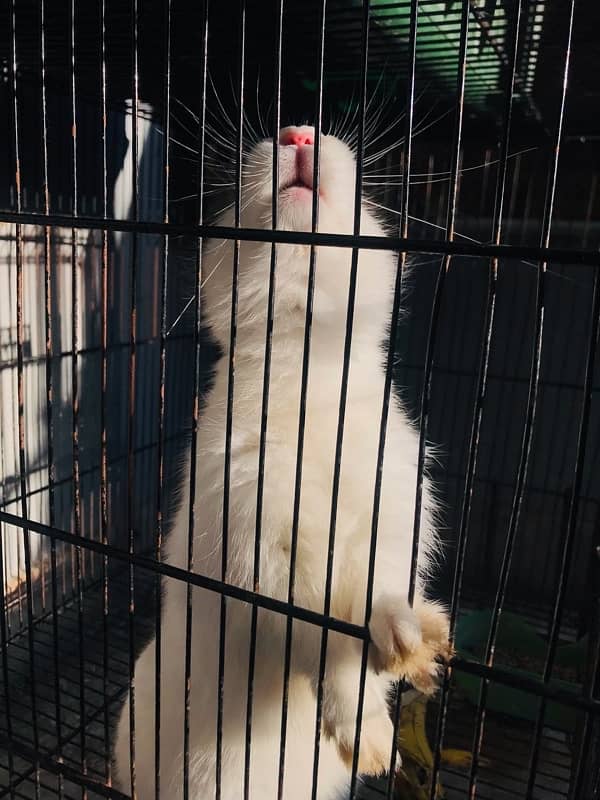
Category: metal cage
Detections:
[{"x1": 0, "y1": 0, "x2": 599, "y2": 798}]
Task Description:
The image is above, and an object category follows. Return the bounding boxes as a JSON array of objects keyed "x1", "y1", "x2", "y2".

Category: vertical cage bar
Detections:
[
  {"x1": 524, "y1": 263, "x2": 600, "y2": 797},
  {"x1": 40, "y1": 0, "x2": 64, "y2": 793},
  {"x1": 69, "y1": 0, "x2": 86, "y2": 793},
  {"x1": 277, "y1": 1, "x2": 326, "y2": 796},
  {"x1": 270, "y1": 22, "x2": 289, "y2": 800},
  {"x1": 154, "y1": 0, "x2": 172, "y2": 797},
  {"x1": 0, "y1": 391, "x2": 14, "y2": 789},
  {"x1": 182, "y1": 0, "x2": 209, "y2": 797},
  {"x1": 410, "y1": 0, "x2": 469, "y2": 611},
  {"x1": 467, "y1": 2, "x2": 577, "y2": 795},
  {"x1": 310, "y1": 2, "x2": 371, "y2": 798},
  {"x1": 10, "y1": 0, "x2": 41, "y2": 794},
  {"x1": 220, "y1": 0, "x2": 246, "y2": 783},
  {"x1": 429, "y1": 3, "x2": 524, "y2": 797},
  {"x1": 99, "y1": 0, "x2": 111, "y2": 787},
  {"x1": 0, "y1": 526, "x2": 15, "y2": 798},
  {"x1": 213, "y1": 14, "x2": 244, "y2": 797},
  {"x1": 244, "y1": 1, "x2": 283, "y2": 797},
  {"x1": 381, "y1": 1, "x2": 421, "y2": 795},
  {"x1": 127, "y1": 0, "x2": 140, "y2": 795},
  {"x1": 215, "y1": 3, "x2": 247, "y2": 797}
]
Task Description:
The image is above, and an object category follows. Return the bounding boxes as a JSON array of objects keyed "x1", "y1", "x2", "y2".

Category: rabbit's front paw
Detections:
[
  {"x1": 369, "y1": 595, "x2": 451, "y2": 695},
  {"x1": 325, "y1": 712, "x2": 399, "y2": 777},
  {"x1": 415, "y1": 597, "x2": 453, "y2": 663}
]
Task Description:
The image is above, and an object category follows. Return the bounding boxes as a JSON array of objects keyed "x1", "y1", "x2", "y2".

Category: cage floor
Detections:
[
  {"x1": 361, "y1": 712, "x2": 572, "y2": 800},
  {"x1": 0, "y1": 572, "x2": 574, "y2": 800}
]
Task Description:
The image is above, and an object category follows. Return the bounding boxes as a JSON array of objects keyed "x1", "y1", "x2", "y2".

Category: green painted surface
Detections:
[{"x1": 304, "y1": 2, "x2": 546, "y2": 115}]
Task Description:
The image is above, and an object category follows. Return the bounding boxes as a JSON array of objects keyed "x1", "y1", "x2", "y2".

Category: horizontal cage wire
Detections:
[{"x1": 0, "y1": 1, "x2": 599, "y2": 799}]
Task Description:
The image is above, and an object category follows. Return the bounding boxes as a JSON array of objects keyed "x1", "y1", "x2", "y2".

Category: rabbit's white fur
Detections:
[{"x1": 114, "y1": 129, "x2": 448, "y2": 799}]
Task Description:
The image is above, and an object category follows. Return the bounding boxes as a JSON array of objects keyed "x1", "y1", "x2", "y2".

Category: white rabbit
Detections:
[{"x1": 114, "y1": 126, "x2": 450, "y2": 799}]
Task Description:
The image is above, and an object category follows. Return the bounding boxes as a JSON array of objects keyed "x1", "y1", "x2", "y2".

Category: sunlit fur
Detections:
[{"x1": 114, "y1": 129, "x2": 446, "y2": 799}]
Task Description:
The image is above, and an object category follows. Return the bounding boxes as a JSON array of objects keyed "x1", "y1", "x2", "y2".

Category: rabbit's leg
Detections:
[{"x1": 369, "y1": 594, "x2": 452, "y2": 694}]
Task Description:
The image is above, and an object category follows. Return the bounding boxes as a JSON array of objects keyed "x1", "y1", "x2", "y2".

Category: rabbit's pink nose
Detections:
[{"x1": 279, "y1": 126, "x2": 315, "y2": 147}]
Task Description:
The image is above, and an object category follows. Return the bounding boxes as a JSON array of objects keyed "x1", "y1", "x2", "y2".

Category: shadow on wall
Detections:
[{"x1": 0, "y1": 99, "x2": 209, "y2": 621}]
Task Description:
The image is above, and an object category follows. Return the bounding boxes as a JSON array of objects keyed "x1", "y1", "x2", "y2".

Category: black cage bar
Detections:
[{"x1": 1, "y1": 0, "x2": 600, "y2": 799}]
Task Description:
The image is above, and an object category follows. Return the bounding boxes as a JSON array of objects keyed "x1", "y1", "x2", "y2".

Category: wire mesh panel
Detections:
[{"x1": 1, "y1": 1, "x2": 599, "y2": 799}]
